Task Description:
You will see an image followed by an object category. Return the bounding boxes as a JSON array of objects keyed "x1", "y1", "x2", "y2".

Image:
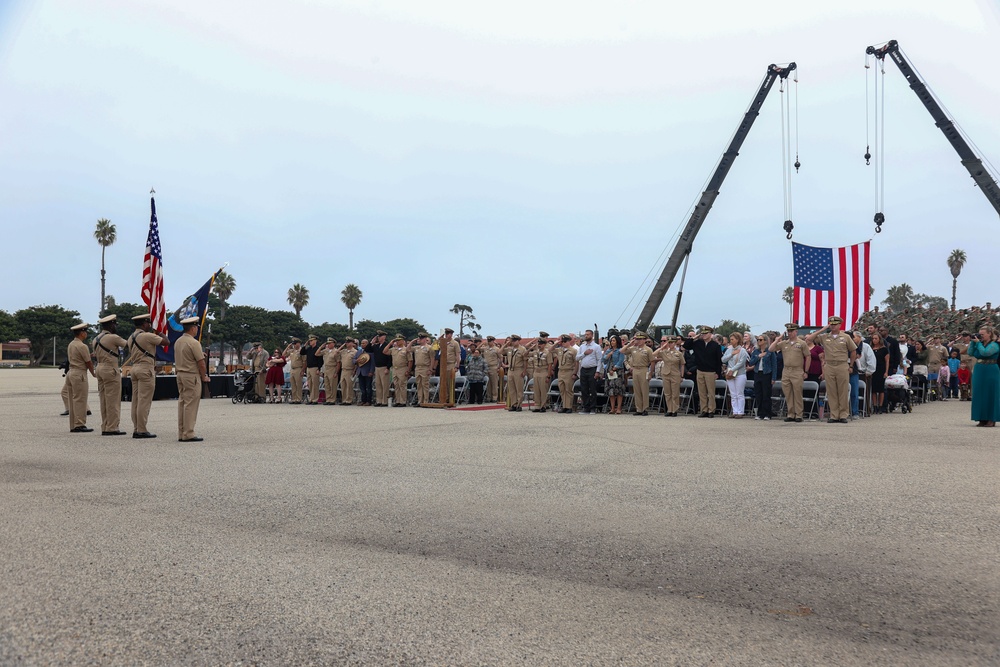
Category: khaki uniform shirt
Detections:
[
  {"x1": 339, "y1": 348, "x2": 356, "y2": 373},
  {"x1": 625, "y1": 345, "x2": 655, "y2": 374},
  {"x1": 321, "y1": 348, "x2": 340, "y2": 372},
  {"x1": 127, "y1": 331, "x2": 161, "y2": 368},
  {"x1": 285, "y1": 345, "x2": 304, "y2": 369},
  {"x1": 480, "y1": 345, "x2": 501, "y2": 370},
  {"x1": 68, "y1": 338, "x2": 90, "y2": 370},
  {"x1": 389, "y1": 346, "x2": 410, "y2": 371},
  {"x1": 507, "y1": 346, "x2": 528, "y2": 375},
  {"x1": 775, "y1": 339, "x2": 810, "y2": 369},
  {"x1": 442, "y1": 340, "x2": 461, "y2": 368},
  {"x1": 556, "y1": 347, "x2": 576, "y2": 374},
  {"x1": 926, "y1": 344, "x2": 946, "y2": 372},
  {"x1": 93, "y1": 332, "x2": 127, "y2": 368},
  {"x1": 412, "y1": 345, "x2": 433, "y2": 369},
  {"x1": 251, "y1": 349, "x2": 267, "y2": 372},
  {"x1": 653, "y1": 348, "x2": 685, "y2": 377},
  {"x1": 174, "y1": 333, "x2": 204, "y2": 374},
  {"x1": 528, "y1": 347, "x2": 552, "y2": 374},
  {"x1": 815, "y1": 332, "x2": 857, "y2": 365}
]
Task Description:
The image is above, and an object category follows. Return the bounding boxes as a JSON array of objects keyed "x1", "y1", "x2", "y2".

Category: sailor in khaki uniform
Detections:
[
  {"x1": 319, "y1": 338, "x2": 340, "y2": 405},
  {"x1": 92, "y1": 314, "x2": 129, "y2": 435},
  {"x1": 526, "y1": 332, "x2": 554, "y2": 412},
  {"x1": 338, "y1": 340, "x2": 357, "y2": 404},
  {"x1": 126, "y1": 313, "x2": 169, "y2": 438},
  {"x1": 282, "y1": 338, "x2": 305, "y2": 403},
  {"x1": 554, "y1": 335, "x2": 577, "y2": 413},
  {"x1": 624, "y1": 332, "x2": 656, "y2": 415},
  {"x1": 174, "y1": 317, "x2": 209, "y2": 442},
  {"x1": 480, "y1": 336, "x2": 502, "y2": 403},
  {"x1": 807, "y1": 316, "x2": 858, "y2": 423},
  {"x1": 388, "y1": 335, "x2": 411, "y2": 406},
  {"x1": 654, "y1": 336, "x2": 686, "y2": 416},
  {"x1": 249, "y1": 343, "x2": 267, "y2": 399},
  {"x1": 67, "y1": 322, "x2": 96, "y2": 432},
  {"x1": 503, "y1": 335, "x2": 528, "y2": 411},
  {"x1": 432, "y1": 328, "x2": 462, "y2": 404},
  {"x1": 769, "y1": 323, "x2": 811, "y2": 422},
  {"x1": 408, "y1": 333, "x2": 433, "y2": 405}
]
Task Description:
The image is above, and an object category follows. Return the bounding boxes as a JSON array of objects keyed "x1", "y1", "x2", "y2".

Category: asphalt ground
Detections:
[{"x1": 1, "y1": 369, "x2": 997, "y2": 666}]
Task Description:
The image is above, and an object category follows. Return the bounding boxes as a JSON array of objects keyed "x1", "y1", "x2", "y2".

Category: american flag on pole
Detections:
[
  {"x1": 141, "y1": 196, "x2": 167, "y2": 334},
  {"x1": 792, "y1": 241, "x2": 870, "y2": 329}
]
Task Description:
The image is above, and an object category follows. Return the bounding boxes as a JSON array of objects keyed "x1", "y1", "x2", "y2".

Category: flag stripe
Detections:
[{"x1": 141, "y1": 197, "x2": 167, "y2": 335}]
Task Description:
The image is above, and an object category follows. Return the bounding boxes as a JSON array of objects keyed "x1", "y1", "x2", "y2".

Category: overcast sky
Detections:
[{"x1": 2, "y1": 0, "x2": 998, "y2": 337}]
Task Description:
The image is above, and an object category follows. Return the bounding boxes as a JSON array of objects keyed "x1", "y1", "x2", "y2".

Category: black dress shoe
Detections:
[
  {"x1": 698, "y1": 413, "x2": 708, "y2": 418},
  {"x1": 70, "y1": 426, "x2": 93, "y2": 433},
  {"x1": 132, "y1": 432, "x2": 157, "y2": 439},
  {"x1": 795, "y1": 417, "x2": 803, "y2": 422},
  {"x1": 178, "y1": 436, "x2": 204, "y2": 442},
  {"x1": 827, "y1": 418, "x2": 837, "y2": 423},
  {"x1": 102, "y1": 430, "x2": 127, "y2": 436},
  {"x1": 60, "y1": 410, "x2": 69, "y2": 416},
  {"x1": 839, "y1": 418, "x2": 849, "y2": 423},
  {"x1": 87, "y1": 410, "x2": 92, "y2": 415}
]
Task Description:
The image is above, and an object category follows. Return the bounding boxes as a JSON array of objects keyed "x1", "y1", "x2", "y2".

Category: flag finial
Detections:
[{"x1": 150, "y1": 187, "x2": 156, "y2": 195}]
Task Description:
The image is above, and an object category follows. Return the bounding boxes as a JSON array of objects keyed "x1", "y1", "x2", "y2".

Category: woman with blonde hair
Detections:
[
  {"x1": 722, "y1": 332, "x2": 750, "y2": 418},
  {"x1": 969, "y1": 326, "x2": 999, "y2": 426}
]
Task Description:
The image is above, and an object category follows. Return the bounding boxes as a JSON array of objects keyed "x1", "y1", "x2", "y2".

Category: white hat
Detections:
[
  {"x1": 71, "y1": 323, "x2": 89, "y2": 331},
  {"x1": 131, "y1": 313, "x2": 152, "y2": 321},
  {"x1": 180, "y1": 317, "x2": 200, "y2": 325},
  {"x1": 98, "y1": 314, "x2": 117, "y2": 324}
]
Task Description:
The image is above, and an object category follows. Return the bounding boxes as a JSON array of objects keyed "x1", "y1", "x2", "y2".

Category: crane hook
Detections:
[
  {"x1": 783, "y1": 219, "x2": 794, "y2": 240},
  {"x1": 794, "y1": 158, "x2": 801, "y2": 173},
  {"x1": 864, "y1": 146, "x2": 871, "y2": 166},
  {"x1": 873, "y1": 212, "x2": 884, "y2": 233}
]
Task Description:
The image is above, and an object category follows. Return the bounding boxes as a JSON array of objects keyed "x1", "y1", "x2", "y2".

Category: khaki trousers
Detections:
[
  {"x1": 255, "y1": 368, "x2": 266, "y2": 399},
  {"x1": 67, "y1": 368, "x2": 89, "y2": 429},
  {"x1": 507, "y1": 373, "x2": 524, "y2": 408},
  {"x1": 782, "y1": 369, "x2": 804, "y2": 418},
  {"x1": 662, "y1": 374, "x2": 680, "y2": 414},
  {"x1": 488, "y1": 366, "x2": 499, "y2": 402},
  {"x1": 392, "y1": 369, "x2": 408, "y2": 405},
  {"x1": 290, "y1": 368, "x2": 303, "y2": 402},
  {"x1": 323, "y1": 368, "x2": 338, "y2": 404},
  {"x1": 533, "y1": 373, "x2": 549, "y2": 409},
  {"x1": 825, "y1": 362, "x2": 850, "y2": 420},
  {"x1": 375, "y1": 367, "x2": 391, "y2": 405},
  {"x1": 558, "y1": 372, "x2": 574, "y2": 410},
  {"x1": 632, "y1": 368, "x2": 650, "y2": 413},
  {"x1": 339, "y1": 370, "x2": 355, "y2": 404},
  {"x1": 307, "y1": 367, "x2": 320, "y2": 403},
  {"x1": 130, "y1": 364, "x2": 155, "y2": 433},
  {"x1": 176, "y1": 373, "x2": 201, "y2": 440},
  {"x1": 414, "y1": 367, "x2": 430, "y2": 404},
  {"x1": 97, "y1": 364, "x2": 122, "y2": 432},
  {"x1": 696, "y1": 370, "x2": 716, "y2": 414}
]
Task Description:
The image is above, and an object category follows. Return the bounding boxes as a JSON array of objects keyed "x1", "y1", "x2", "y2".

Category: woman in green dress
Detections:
[{"x1": 969, "y1": 326, "x2": 999, "y2": 427}]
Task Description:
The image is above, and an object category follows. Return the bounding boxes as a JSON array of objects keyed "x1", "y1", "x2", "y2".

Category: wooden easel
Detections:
[{"x1": 420, "y1": 340, "x2": 455, "y2": 408}]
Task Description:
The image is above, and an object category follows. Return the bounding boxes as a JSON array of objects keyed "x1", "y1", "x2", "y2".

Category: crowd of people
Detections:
[{"x1": 59, "y1": 309, "x2": 1000, "y2": 440}]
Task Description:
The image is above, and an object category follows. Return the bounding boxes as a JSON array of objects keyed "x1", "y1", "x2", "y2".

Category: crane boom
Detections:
[
  {"x1": 867, "y1": 40, "x2": 1000, "y2": 217},
  {"x1": 633, "y1": 62, "x2": 796, "y2": 333}
]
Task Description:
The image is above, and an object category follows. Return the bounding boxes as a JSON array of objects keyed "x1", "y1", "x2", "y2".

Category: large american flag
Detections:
[
  {"x1": 792, "y1": 241, "x2": 870, "y2": 329},
  {"x1": 141, "y1": 196, "x2": 167, "y2": 334}
]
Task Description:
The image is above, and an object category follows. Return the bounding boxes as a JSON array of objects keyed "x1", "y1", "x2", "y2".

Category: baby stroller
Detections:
[
  {"x1": 884, "y1": 374, "x2": 912, "y2": 414},
  {"x1": 232, "y1": 369, "x2": 263, "y2": 404}
]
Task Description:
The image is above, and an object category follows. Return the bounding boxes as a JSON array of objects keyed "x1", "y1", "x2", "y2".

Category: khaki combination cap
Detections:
[
  {"x1": 509, "y1": 334, "x2": 521, "y2": 341},
  {"x1": 98, "y1": 314, "x2": 117, "y2": 324},
  {"x1": 560, "y1": 334, "x2": 572, "y2": 342},
  {"x1": 180, "y1": 317, "x2": 200, "y2": 325},
  {"x1": 419, "y1": 332, "x2": 431, "y2": 338},
  {"x1": 131, "y1": 313, "x2": 152, "y2": 322},
  {"x1": 828, "y1": 316, "x2": 843, "y2": 325},
  {"x1": 634, "y1": 332, "x2": 649, "y2": 339},
  {"x1": 486, "y1": 335, "x2": 495, "y2": 341},
  {"x1": 327, "y1": 337, "x2": 335, "y2": 343},
  {"x1": 785, "y1": 323, "x2": 800, "y2": 331},
  {"x1": 307, "y1": 334, "x2": 318, "y2": 340},
  {"x1": 698, "y1": 326, "x2": 714, "y2": 334},
  {"x1": 291, "y1": 337, "x2": 301, "y2": 343},
  {"x1": 444, "y1": 328, "x2": 455, "y2": 334},
  {"x1": 376, "y1": 330, "x2": 388, "y2": 336},
  {"x1": 538, "y1": 331, "x2": 549, "y2": 338},
  {"x1": 393, "y1": 334, "x2": 405, "y2": 341},
  {"x1": 70, "y1": 322, "x2": 89, "y2": 331}
]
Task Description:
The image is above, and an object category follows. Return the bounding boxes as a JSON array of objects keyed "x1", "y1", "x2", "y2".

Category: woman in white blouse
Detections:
[{"x1": 722, "y1": 332, "x2": 750, "y2": 418}]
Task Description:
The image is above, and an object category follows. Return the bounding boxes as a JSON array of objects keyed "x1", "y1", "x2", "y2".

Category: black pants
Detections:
[
  {"x1": 469, "y1": 381, "x2": 484, "y2": 404},
  {"x1": 359, "y1": 375, "x2": 373, "y2": 404},
  {"x1": 580, "y1": 366, "x2": 598, "y2": 412},
  {"x1": 754, "y1": 371, "x2": 772, "y2": 418}
]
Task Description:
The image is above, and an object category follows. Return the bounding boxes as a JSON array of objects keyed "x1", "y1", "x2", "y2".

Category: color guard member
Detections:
[
  {"x1": 92, "y1": 314, "x2": 129, "y2": 435},
  {"x1": 67, "y1": 322, "x2": 96, "y2": 432},
  {"x1": 126, "y1": 313, "x2": 169, "y2": 438},
  {"x1": 174, "y1": 317, "x2": 209, "y2": 442}
]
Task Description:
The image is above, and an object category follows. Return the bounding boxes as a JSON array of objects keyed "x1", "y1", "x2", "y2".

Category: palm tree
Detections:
[
  {"x1": 882, "y1": 283, "x2": 914, "y2": 314},
  {"x1": 287, "y1": 283, "x2": 310, "y2": 317},
  {"x1": 947, "y1": 249, "x2": 967, "y2": 311},
  {"x1": 781, "y1": 286, "x2": 794, "y2": 321},
  {"x1": 94, "y1": 218, "x2": 116, "y2": 316},
  {"x1": 213, "y1": 271, "x2": 236, "y2": 320},
  {"x1": 340, "y1": 283, "x2": 362, "y2": 331}
]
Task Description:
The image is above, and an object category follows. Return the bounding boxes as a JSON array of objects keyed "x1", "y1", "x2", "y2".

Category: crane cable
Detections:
[
  {"x1": 779, "y1": 72, "x2": 797, "y2": 239},
  {"x1": 867, "y1": 51, "x2": 886, "y2": 233}
]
